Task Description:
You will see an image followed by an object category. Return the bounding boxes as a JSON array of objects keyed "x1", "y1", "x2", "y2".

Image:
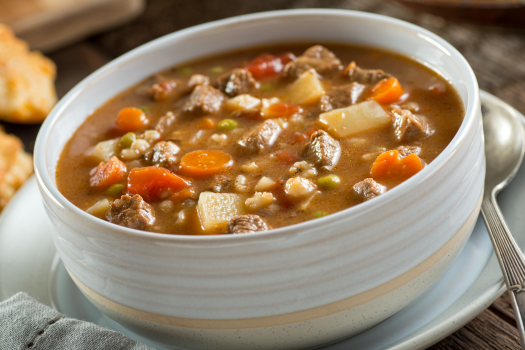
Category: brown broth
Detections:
[{"x1": 56, "y1": 43, "x2": 464, "y2": 235}]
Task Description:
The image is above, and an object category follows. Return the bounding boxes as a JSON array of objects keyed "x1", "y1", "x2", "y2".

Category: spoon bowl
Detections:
[
  {"x1": 483, "y1": 103, "x2": 525, "y2": 194},
  {"x1": 481, "y1": 93, "x2": 525, "y2": 349}
]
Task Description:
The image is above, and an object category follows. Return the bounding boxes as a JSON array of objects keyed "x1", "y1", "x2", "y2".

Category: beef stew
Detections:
[{"x1": 56, "y1": 43, "x2": 464, "y2": 235}]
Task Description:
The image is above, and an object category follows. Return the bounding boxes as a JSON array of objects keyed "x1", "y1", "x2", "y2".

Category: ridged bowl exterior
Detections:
[{"x1": 34, "y1": 9, "x2": 484, "y2": 350}]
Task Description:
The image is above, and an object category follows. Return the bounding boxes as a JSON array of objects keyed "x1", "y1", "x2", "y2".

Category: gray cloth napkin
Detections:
[{"x1": 0, "y1": 292, "x2": 153, "y2": 350}]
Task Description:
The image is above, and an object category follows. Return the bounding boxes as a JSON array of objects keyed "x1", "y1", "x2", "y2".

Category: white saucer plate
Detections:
[{"x1": 0, "y1": 90, "x2": 523, "y2": 350}]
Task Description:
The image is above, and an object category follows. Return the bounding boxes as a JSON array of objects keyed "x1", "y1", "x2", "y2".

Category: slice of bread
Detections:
[
  {"x1": 0, "y1": 24, "x2": 56, "y2": 123},
  {"x1": 0, "y1": 128, "x2": 33, "y2": 211}
]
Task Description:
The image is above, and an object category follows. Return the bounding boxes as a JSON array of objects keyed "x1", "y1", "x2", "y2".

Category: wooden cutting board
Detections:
[{"x1": 0, "y1": 0, "x2": 145, "y2": 52}]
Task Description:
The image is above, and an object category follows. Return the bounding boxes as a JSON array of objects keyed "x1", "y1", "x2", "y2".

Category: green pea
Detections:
[
  {"x1": 178, "y1": 67, "x2": 192, "y2": 75},
  {"x1": 317, "y1": 174, "x2": 341, "y2": 190},
  {"x1": 209, "y1": 66, "x2": 224, "y2": 74},
  {"x1": 106, "y1": 184, "x2": 124, "y2": 197},
  {"x1": 260, "y1": 84, "x2": 274, "y2": 92},
  {"x1": 119, "y1": 132, "x2": 136, "y2": 148},
  {"x1": 312, "y1": 211, "x2": 328, "y2": 219},
  {"x1": 217, "y1": 119, "x2": 239, "y2": 132}
]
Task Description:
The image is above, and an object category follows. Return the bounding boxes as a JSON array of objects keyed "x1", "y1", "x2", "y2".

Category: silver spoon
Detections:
[{"x1": 481, "y1": 96, "x2": 525, "y2": 347}]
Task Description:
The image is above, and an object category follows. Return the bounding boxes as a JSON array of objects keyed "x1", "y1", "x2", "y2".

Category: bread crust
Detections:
[
  {"x1": 0, "y1": 24, "x2": 57, "y2": 123},
  {"x1": 0, "y1": 128, "x2": 33, "y2": 211}
]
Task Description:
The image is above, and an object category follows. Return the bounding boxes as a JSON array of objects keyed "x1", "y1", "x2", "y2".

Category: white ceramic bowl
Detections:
[{"x1": 34, "y1": 9, "x2": 484, "y2": 350}]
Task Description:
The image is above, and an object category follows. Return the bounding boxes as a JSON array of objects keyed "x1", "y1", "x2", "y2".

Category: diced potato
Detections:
[
  {"x1": 287, "y1": 69, "x2": 325, "y2": 105},
  {"x1": 234, "y1": 175, "x2": 251, "y2": 193},
  {"x1": 211, "y1": 133, "x2": 228, "y2": 146},
  {"x1": 86, "y1": 198, "x2": 111, "y2": 218},
  {"x1": 225, "y1": 94, "x2": 261, "y2": 111},
  {"x1": 241, "y1": 162, "x2": 260, "y2": 174},
  {"x1": 131, "y1": 139, "x2": 150, "y2": 153},
  {"x1": 284, "y1": 177, "x2": 316, "y2": 200},
  {"x1": 319, "y1": 100, "x2": 391, "y2": 138},
  {"x1": 197, "y1": 192, "x2": 246, "y2": 233},
  {"x1": 254, "y1": 176, "x2": 276, "y2": 191},
  {"x1": 88, "y1": 139, "x2": 119, "y2": 163},
  {"x1": 245, "y1": 192, "x2": 274, "y2": 211},
  {"x1": 142, "y1": 130, "x2": 161, "y2": 143},
  {"x1": 120, "y1": 148, "x2": 140, "y2": 161}
]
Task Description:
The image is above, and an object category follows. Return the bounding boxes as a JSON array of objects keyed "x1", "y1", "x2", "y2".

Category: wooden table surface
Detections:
[{"x1": 4, "y1": 0, "x2": 525, "y2": 348}]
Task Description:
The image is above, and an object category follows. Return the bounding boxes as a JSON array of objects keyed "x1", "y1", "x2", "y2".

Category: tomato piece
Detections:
[
  {"x1": 127, "y1": 167, "x2": 189, "y2": 201},
  {"x1": 264, "y1": 103, "x2": 302, "y2": 119},
  {"x1": 90, "y1": 156, "x2": 127, "y2": 189},
  {"x1": 244, "y1": 52, "x2": 296, "y2": 79},
  {"x1": 116, "y1": 107, "x2": 150, "y2": 132},
  {"x1": 179, "y1": 150, "x2": 233, "y2": 178},
  {"x1": 368, "y1": 78, "x2": 404, "y2": 105},
  {"x1": 275, "y1": 150, "x2": 299, "y2": 165},
  {"x1": 370, "y1": 150, "x2": 423, "y2": 182}
]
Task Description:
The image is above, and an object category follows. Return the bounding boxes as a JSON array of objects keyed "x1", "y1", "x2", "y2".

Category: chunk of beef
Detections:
[
  {"x1": 303, "y1": 130, "x2": 341, "y2": 171},
  {"x1": 319, "y1": 83, "x2": 366, "y2": 112},
  {"x1": 343, "y1": 62, "x2": 392, "y2": 85},
  {"x1": 284, "y1": 45, "x2": 343, "y2": 78},
  {"x1": 107, "y1": 194, "x2": 155, "y2": 230},
  {"x1": 209, "y1": 174, "x2": 233, "y2": 193},
  {"x1": 353, "y1": 178, "x2": 385, "y2": 201},
  {"x1": 392, "y1": 108, "x2": 433, "y2": 142},
  {"x1": 215, "y1": 68, "x2": 259, "y2": 97},
  {"x1": 183, "y1": 85, "x2": 225, "y2": 114},
  {"x1": 154, "y1": 111, "x2": 177, "y2": 136},
  {"x1": 144, "y1": 141, "x2": 180, "y2": 169},
  {"x1": 186, "y1": 74, "x2": 210, "y2": 92},
  {"x1": 237, "y1": 119, "x2": 281, "y2": 155},
  {"x1": 226, "y1": 214, "x2": 271, "y2": 234},
  {"x1": 397, "y1": 145, "x2": 421, "y2": 157},
  {"x1": 150, "y1": 80, "x2": 180, "y2": 101}
]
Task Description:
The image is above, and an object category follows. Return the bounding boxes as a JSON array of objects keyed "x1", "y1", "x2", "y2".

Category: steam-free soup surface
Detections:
[{"x1": 56, "y1": 43, "x2": 464, "y2": 235}]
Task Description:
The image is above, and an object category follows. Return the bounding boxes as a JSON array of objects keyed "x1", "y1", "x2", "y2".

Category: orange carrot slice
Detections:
[
  {"x1": 127, "y1": 166, "x2": 189, "y2": 201},
  {"x1": 116, "y1": 107, "x2": 150, "y2": 132},
  {"x1": 179, "y1": 150, "x2": 233, "y2": 178},
  {"x1": 368, "y1": 78, "x2": 404, "y2": 104},
  {"x1": 371, "y1": 150, "x2": 423, "y2": 181},
  {"x1": 90, "y1": 156, "x2": 127, "y2": 189}
]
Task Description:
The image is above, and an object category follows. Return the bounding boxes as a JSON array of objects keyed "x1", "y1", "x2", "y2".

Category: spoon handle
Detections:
[{"x1": 481, "y1": 196, "x2": 525, "y2": 347}]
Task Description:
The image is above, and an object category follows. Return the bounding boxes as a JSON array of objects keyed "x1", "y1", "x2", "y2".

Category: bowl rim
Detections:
[{"x1": 34, "y1": 8, "x2": 480, "y2": 243}]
